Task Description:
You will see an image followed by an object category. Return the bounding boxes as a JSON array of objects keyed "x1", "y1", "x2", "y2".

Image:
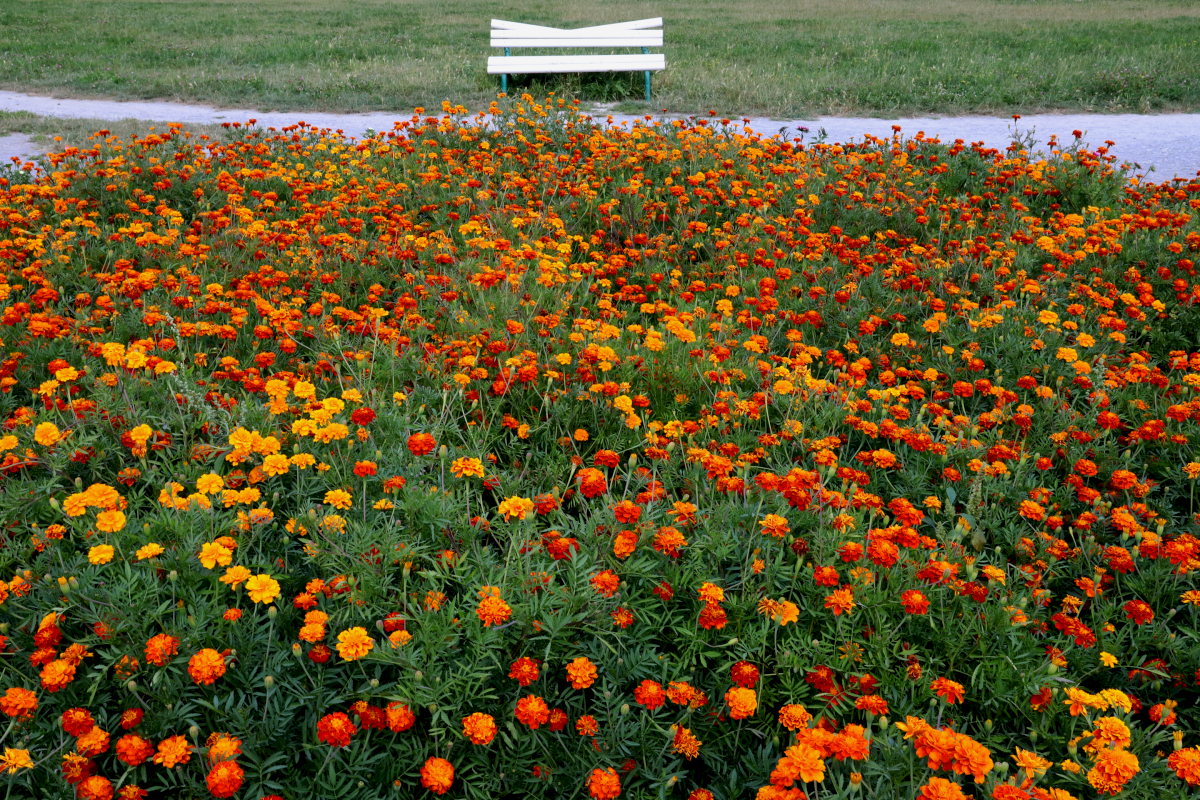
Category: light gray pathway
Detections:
[{"x1": 1, "y1": 90, "x2": 1198, "y2": 179}]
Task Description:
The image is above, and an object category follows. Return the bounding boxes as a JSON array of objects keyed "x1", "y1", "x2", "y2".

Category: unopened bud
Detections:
[
  {"x1": 49, "y1": 497, "x2": 60, "y2": 511},
  {"x1": 414, "y1": 671, "x2": 423, "y2": 682},
  {"x1": 189, "y1": 725, "x2": 200, "y2": 740},
  {"x1": 292, "y1": 643, "x2": 302, "y2": 657},
  {"x1": 58, "y1": 576, "x2": 69, "y2": 592},
  {"x1": 666, "y1": 776, "x2": 678, "y2": 788},
  {"x1": 1030, "y1": 729, "x2": 1038, "y2": 743},
  {"x1": 427, "y1": 704, "x2": 437, "y2": 713},
  {"x1": 168, "y1": 570, "x2": 178, "y2": 582},
  {"x1": 849, "y1": 772, "x2": 863, "y2": 790},
  {"x1": 620, "y1": 704, "x2": 630, "y2": 716},
  {"x1": 126, "y1": 680, "x2": 137, "y2": 692},
  {"x1": 267, "y1": 605, "x2": 277, "y2": 619},
  {"x1": 984, "y1": 719, "x2": 993, "y2": 732},
  {"x1": 264, "y1": 675, "x2": 274, "y2": 688},
  {"x1": 370, "y1": 679, "x2": 379, "y2": 689}
]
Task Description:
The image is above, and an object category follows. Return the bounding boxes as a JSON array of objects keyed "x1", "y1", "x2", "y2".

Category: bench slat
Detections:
[
  {"x1": 491, "y1": 32, "x2": 663, "y2": 48},
  {"x1": 488, "y1": 54, "x2": 666, "y2": 74},
  {"x1": 491, "y1": 18, "x2": 662, "y2": 33}
]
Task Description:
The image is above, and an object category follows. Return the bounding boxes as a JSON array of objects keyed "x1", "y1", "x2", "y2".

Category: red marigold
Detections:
[
  {"x1": 62, "y1": 707, "x2": 95, "y2": 736},
  {"x1": 901, "y1": 589, "x2": 930, "y2": 615},
  {"x1": 577, "y1": 467, "x2": 608, "y2": 498},
  {"x1": 613, "y1": 500, "x2": 641, "y2": 524},
  {"x1": 731, "y1": 661, "x2": 760, "y2": 688},
  {"x1": 634, "y1": 680, "x2": 666, "y2": 710},
  {"x1": 144, "y1": 634, "x2": 179, "y2": 667},
  {"x1": 77, "y1": 775, "x2": 113, "y2": 800},
  {"x1": 509, "y1": 657, "x2": 540, "y2": 687},
  {"x1": 516, "y1": 696, "x2": 551, "y2": 729},
  {"x1": 206, "y1": 760, "x2": 245, "y2": 799},
  {"x1": 1123, "y1": 599, "x2": 1154, "y2": 625},
  {"x1": 588, "y1": 767, "x2": 622, "y2": 799},
  {"x1": 114, "y1": 735, "x2": 153, "y2": 767},
  {"x1": 316, "y1": 712, "x2": 356, "y2": 747},
  {"x1": 407, "y1": 433, "x2": 436, "y2": 456}
]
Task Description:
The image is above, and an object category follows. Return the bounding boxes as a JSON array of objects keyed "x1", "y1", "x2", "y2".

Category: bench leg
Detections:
[
  {"x1": 502, "y1": 47, "x2": 509, "y2": 95},
  {"x1": 642, "y1": 47, "x2": 651, "y2": 102}
]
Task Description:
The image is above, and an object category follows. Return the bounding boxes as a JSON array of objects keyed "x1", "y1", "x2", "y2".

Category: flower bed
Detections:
[{"x1": 0, "y1": 97, "x2": 1198, "y2": 799}]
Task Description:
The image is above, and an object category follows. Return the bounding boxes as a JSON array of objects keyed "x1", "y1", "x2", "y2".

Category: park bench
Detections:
[{"x1": 487, "y1": 18, "x2": 665, "y2": 101}]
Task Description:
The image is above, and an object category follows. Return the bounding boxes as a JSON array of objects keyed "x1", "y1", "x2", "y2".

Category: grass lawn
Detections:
[{"x1": 1, "y1": 0, "x2": 1199, "y2": 117}]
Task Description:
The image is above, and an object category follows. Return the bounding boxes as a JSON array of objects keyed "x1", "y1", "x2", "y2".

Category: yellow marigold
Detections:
[
  {"x1": 196, "y1": 474, "x2": 224, "y2": 495},
  {"x1": 497, "y1": 496, "x2": 535, "y2": 521},
  {"x1": 450, "y1": 457, "x2": 485, "y2": 478},
  {"x1": 261, "y1": 454, "x2": 289, "y2": 477},
  {"x1": 34, "y1": 422, "x2": 61, "y2": 446},
  {"x1": 87, "y1": 544, "x2": 115, "y2": 565},
  {"x1": 96, "y1": 510, "x2": 126, "y2": 533},
  {"x1": 323, "y1": 489, "x2": 352, "y2": 510},
  {"x1": 198, "y1": 543, "x2": 233, "y2": 570},
  {"x1": 244, "y1": 574, "x2": 280, "y2": 604},
  {"x1": 0, "y1": 748, "x2": 33, "y2": 774},
  {"x1": 336, "y1": 627, "x2": 374, "y2": 661}
]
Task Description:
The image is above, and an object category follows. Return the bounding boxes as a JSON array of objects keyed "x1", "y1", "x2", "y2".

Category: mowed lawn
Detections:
[{"x1": 1, "y1": 0, "x2": 1199, "y2": 116}]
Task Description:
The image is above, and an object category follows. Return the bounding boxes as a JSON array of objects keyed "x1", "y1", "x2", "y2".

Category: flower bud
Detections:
[
  {"x1": 264, "y1": 675, "x2": 274, "y2": 688},
  {"x1": 427, "y1": 704, "x2": 437, "y2": 713},
  {"x1": 1029, "y1": 729, "x2": 1038, "y2": 743},
  {"x1": 666, "y1": 776, "x2": 678, "y2": 788},
  {"x1": 68, "y1": 576, "x2": 79, "y2": 590},
  {"x1": 984, "y1": 719, "x2": 993, "y2": 732},
  {"x1": 1174, "y1": 731, "x2": 1184, "y2": 751},
  {"x1": 292, "y1": 643, "x2": 302, "y2": 657},
  {"x1": 849, "y1": 772, "x2": 862, "y2": 791},
  {"x1": 168, "y1": 570, "x2": 178, "y2": 582},
  {"x1": 49, "y1": 497, "x2": 60, "y2": 511},
  {"x1": 189, "y1": 725, "x2": 200, "y2": 740},
  {"x1": 414, "y1": 671, "x2": 423, "y2": 682},
  {"x1": 126, "y1": 680, "x2": 137, "y2": 692},
  {"x1": 370, "y1": 679, "x2": 379, "y2": 689},
  {"x1": 58, "y1": 576, "x2": 69, "y2": 592},
  {"x1": 620, "y1": 704, "x2": 630, "y2": 716},
  {"x1": 267, "y1": 605, "x2": 277, "y2": 619}
]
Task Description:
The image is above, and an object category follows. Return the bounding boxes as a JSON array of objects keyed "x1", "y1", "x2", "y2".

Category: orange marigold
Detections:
[
  {"x1": 187, "y1": 649, "x2": 226, "y2": 685},
  {"x1": 420, "y1": 757, "x2": 455, "y2": 795},
  {"x1": 462, "y1": 712, "x2": 497, "y2": 745},
  {"x1": 516, "y1": 695, "x2": 551, "y2": 729},
  {"x1": 477, "y1": 595, "x2": 513, "y2": 627},
  {"x1": 725, "y1": 687, "x2": 758, "y2": 720},
  {"x1": 153, "y1": 735, "x2": 192, "y2": 768},
  {"x1": 566, "y1": 657, "x2": 598, "y2": 690},
  {"x1": 588, "y1": 767, "x2": 622, "y2": 799},
  {"x1": 144, "y1": 634, "x2": 179, "y2": 667}
]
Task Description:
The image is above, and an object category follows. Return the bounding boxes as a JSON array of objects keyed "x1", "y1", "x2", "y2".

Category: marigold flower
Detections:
[
  {"x1": 824, "y1": 586, "x2": 855, "y2": 616},
  {"x1": 245, "y1": 573, "x2": 280, "y2": 604},
  {"x1": 1169, "y1": 747, "x2": 1200, "y2": 786},
  {"x1": 206, "y1": 760, "x2": 245, "y2": 799},
  {"x1": 316, "y1": 712, "x2": 356, "y2": 747},
  {"x1": 420, "y1": 757, "x2": 455, "y2": 795},
  {"x1": 725, "y1": 687, "x2": 757, "y2": 720},
  {"x1": 87, "y1": 544, "x2": 115, "y2": 565},
  {"x1": 407, "y1": 433, "x2": 436, "y2": 456},
  {"x1": 634, "y1": 680, "x2": 666, "y2": 710},
  {"x1": 931, "y1": 677, "x2": 965, "y2": 704},
  {"x1": 778, "y1": 704, "x2": 812, "y2": 730},
  {"x1": 34, "y1": 422, "x2": 61, "y2": 446},
  {"x1": 566, "y1": 656, "x2": 598, "y2": 689},
  {"x1": 672, "y1": 726, "x2": 701, "y2": 759},
  {"x1": 916, "y1": 777, "x2": 967, "y2": 800},
  {"x1": 613, "y1": 529, "x2": 638, "y2": 558},
  {"x1": 153, "y1": 735, "x2": 192, "y2": 768},
  {"x1": 144, "y1": 634, "x2": 179, "y2": 667},
  {"x1": 1, "y1": 687, "x2": 37, "y2": 720},
  {"x1": 187, "y1": 649, "x2": 227, "y2": 685},
  {"x1": 509, "y1": 657, "x2": 540, "y2": 686},
  {"x1": 0, "y1": 747, "x2": 33, "y2": 774},
  {"x1": 96, "y1": 510, "x2": 126, "y2": 532},
  {"x1": 515, "y1": 695, "x2": 550, "y2": 729},
  {"x1": 462, "y1": 712, "x2": 497, "y2": 744},
  {"x1": 1087, "y1": 746, "x2": 1138, "y2": 795},
  {"x1": 902, "y1": 590, "x2": 929, "y2": 615},
  {"x1": 336, "y1": 627, "x2": 374, "y2": 661},
  {"x1": 576, "y1": 715, "x2": 600, "y2": 737},
  {"x1": 588, "y1": 767, "x2": 621, "y2": 799},
  {"x1": 386, "y1": 702, "x2": 415, "y2": 732},
  {"x1": 770, "y1": 742, "x2": 825, "y2": 786},
  {"x1": 77, "y1": 775, "x2": 112, "y2": 800},
  {"x1": 731, "y1": 661, "x2": 760, "y2": 688},
  {"x1": 477, "y1": 595, "x2": 513, "y2": 626}
]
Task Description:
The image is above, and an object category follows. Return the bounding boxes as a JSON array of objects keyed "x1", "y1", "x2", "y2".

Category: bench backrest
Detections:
[{"x1": 490, "y1": 18, "x2": 663, "y2": 49}]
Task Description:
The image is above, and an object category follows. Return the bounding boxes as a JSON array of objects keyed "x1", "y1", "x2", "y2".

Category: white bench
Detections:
[{"x1": 487, "y1": 18, "x2": 665, "y2": 101}]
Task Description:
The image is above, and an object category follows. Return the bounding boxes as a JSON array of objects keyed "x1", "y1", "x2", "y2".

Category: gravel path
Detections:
[{"x1": 2, "y1": 89, "x2": 1198, "y2": 179}]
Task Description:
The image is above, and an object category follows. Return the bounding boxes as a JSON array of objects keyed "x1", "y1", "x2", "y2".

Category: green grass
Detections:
[{"x1": 1, "y1": 0, "x2": 1199, "y2": 116}]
